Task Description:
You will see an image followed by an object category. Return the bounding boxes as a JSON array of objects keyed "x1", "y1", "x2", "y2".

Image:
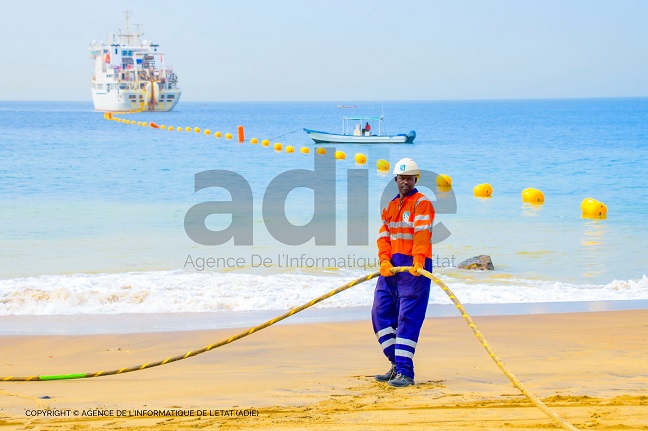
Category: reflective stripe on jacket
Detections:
[{"x1": 377, "y1": 188, "x2": 434, "y2": 263}]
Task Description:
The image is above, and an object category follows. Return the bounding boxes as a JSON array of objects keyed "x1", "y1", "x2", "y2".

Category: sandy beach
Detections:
[{"x1": 1, "y1": 309, "x2": 647, "y2": 430}]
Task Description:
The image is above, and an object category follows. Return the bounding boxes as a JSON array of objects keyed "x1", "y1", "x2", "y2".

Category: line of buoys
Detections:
[
  {"x1": 103, "y1": 116, "x2": 603, "y2": 214},
  {"x1": 470, "y1": 182, "x2": 608, "y2": 218},
  {"x1": 104, "y1": 114, "x2": 385, "y2": 169}
]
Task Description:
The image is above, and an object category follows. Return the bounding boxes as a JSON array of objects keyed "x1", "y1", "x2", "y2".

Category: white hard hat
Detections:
[{"x1": 393, "y1": 158, "x2": 420, "y2": 176}]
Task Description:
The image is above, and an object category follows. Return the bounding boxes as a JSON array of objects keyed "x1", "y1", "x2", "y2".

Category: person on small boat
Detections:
[{"x1": 363, "y1": 122, "x2": 372, "y2": 136}]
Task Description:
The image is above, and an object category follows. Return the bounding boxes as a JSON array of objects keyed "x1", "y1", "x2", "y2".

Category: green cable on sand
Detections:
[{"x1": 1, "y1": 267, "x2": 579, "y2": 430}]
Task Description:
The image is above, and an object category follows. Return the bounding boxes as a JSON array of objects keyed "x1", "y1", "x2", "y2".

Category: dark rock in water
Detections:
[
  {"x1": 39, "y1": 395, "x2": 51, "y2": 399},
  {"x1": 458, "y1": 255, "x2": 494, "y2": 271}
]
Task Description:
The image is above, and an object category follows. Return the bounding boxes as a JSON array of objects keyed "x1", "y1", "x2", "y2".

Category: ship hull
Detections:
[{"x1": 91, "y1": 88, "x2": 182, "y2": 112}]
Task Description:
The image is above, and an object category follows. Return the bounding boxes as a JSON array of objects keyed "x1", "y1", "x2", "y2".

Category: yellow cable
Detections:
[
  {"x1": 1, "y1": 267, "x2": 578, "y2": 430},
  {"x1": 417, "y1": 267, "x2": 578, "y2": 431}
]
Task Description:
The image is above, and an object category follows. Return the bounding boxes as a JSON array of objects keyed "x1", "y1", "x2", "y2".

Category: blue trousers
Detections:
[{"x1": 371, "y1": 260, "x2": 431, "y2": 379}]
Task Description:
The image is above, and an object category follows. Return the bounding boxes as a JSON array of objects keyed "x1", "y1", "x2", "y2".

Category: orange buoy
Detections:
[{"x1": 237, "y1": 125, "x2": 245, "y2": 143}]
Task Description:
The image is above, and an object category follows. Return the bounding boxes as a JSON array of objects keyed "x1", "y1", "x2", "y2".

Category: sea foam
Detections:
[{"x1": 1, "y1": 270, "x2": 646, "y2": 316}]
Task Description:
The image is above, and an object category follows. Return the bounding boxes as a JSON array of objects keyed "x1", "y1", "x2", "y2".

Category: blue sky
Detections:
[{"x1": 1, "y1": 0, "x2": 647, "y2": 102}]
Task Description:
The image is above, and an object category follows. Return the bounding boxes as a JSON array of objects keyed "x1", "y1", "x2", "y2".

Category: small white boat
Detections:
[{"x1": 304, "y1": 116, "x2": 415, "y2": 144}]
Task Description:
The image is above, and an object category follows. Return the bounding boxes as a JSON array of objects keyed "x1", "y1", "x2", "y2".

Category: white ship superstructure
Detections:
[{"x1": 89, "y1": 12, "x2": 181, "y2": 112}]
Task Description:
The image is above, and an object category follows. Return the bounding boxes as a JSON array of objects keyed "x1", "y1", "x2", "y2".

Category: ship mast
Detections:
[{"x1": 119, "y1": 11, "x2": 143, "y2": 46}]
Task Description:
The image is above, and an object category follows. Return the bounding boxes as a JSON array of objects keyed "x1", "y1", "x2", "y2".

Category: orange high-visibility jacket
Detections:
[{"x1": 377, "y1": 189, "x2": 434, "y2": 265}]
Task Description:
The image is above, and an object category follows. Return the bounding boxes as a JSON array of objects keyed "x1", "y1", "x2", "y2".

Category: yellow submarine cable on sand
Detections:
[{"x1": 1, "y1": 268, "x2": 578, "y2": 430}]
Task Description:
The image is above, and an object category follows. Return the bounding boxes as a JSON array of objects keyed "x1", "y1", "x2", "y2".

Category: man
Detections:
[{"x1": 372, "y1": 157, "x2": 434, "y2": 388}]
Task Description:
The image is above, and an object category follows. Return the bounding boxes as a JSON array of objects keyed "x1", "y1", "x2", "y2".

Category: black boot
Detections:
[{"x1": 374, "y1": 363, "x2": 396, "y2": 382}]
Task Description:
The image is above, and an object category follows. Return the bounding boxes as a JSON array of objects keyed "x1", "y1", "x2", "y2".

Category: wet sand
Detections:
[{"x1": 1, "y1": 309, "x2": 647, "y2": 430}]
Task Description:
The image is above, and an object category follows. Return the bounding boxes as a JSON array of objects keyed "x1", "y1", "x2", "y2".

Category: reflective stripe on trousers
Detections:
[{"x1": 371, "y1": 266, "x2": 431, "y2": 379}]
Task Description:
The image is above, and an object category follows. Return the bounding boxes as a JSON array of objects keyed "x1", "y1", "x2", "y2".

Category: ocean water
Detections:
[{"x1": 1, "y1": 99, "x2": 647, "y2": 322}]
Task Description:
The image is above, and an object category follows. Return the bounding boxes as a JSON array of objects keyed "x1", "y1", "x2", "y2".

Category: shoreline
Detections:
[
  {"x1": 0, "y1": 298, "x2": 647, "y2": 335},
  {"x1": 1, "y1": 309, "x2": 647, "y2": 430}
]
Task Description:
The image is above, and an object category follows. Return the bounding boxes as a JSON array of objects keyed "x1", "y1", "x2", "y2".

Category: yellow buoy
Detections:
[
  {"x1": 261, "y1": 139, "x2": 270, "y2": 146},
  {"x1": 473, "y1": 183, "x2": 493, "y2": 198},
  {"x1": 142, "y1": 122, "x2": 148, "y2": 127},
  {"x1": 285, "y1": 145, "x2": 295, "y2": 153},
  {"x1": 225, "y1": 133, "x2": 233, "y2": 140},
  {"x1": 315, "y1": 147, "x2": 327, "y2": 155},
  {"x1": 335, "y1": 150, "x2": 346, "y2": 160},
  {"x1": 274, "y1": 142, "x2": 283, "y2": 151},
  {"x1": 168, "y1": 126, "x2": 174, "y2": 131},
  {"x1": 300, "y1": 147, "x2": 310, "y2": 154},
  {"x1": 376, "y1": 159, "x2": 390, "y2": 172},
  {"x1": 581, "y1": 198, "x2": 607, "y2": 219},
  {"x1": 160, "y1": 125, "x2": 166, "y2": 130},
  {"x1": 436, "y1": 174, "x2": 453, "y2": 188},
  {"x1": 177, "y1": 126, "x2": 183, "y2": 132},
  {"x1": 103, "y1": 112, "x2": 112, "y2": 120},
  {"x1": 215, "y1": 131, "x2": 222, "y2": 138},
  {"x1": 354, "y1": 153, "x2": 367, "y2": 165},
  {"x1": 522, "y1": 188, "x2": 545, "y2": 204},
  {"x1": 250, "y1": 137, "x2": 259, "y2": 144},
  {"x1": 204, "y1": 129, "x2": 211, "y2": 135},
  {"x1": 194, "y1": 127, "x2": 201, "y2": 133},
  {"x1": 185, "y1": 127, "x2": 192, "y2": 132}
]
